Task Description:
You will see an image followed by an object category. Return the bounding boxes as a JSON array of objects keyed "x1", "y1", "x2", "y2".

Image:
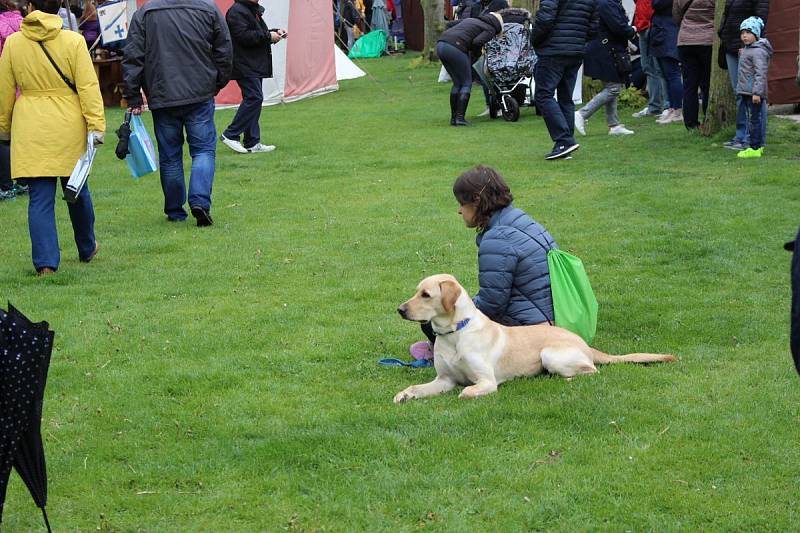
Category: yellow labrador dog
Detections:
[{"x1": 394, "y1": 274, "x2": 675, "y2": 403}]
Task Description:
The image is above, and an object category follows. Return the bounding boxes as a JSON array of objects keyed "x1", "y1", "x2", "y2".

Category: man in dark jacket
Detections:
[
  {"x1": 531, "y1": 0, "x2": 596, "y2": 160},
  {"x1": 123, "y1": 0, "x2": 232, "y2": 227},
  {"x1": 220, "y1": 0, "x2": 287, "y2": 154},
  {"x1": 719, "y1": 0, "x2": 769, "y2": 151}
]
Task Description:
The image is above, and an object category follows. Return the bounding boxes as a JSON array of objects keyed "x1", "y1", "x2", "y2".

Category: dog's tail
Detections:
[{"x1": 590, "y1": 349, "x2": 676, "y2": 365}]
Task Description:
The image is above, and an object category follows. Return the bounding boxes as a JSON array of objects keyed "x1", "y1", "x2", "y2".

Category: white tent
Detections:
[
  {"x1": 216, "y1": 0, "x2": 365, "y2": 105},
  {"x1": 133, "y1": 0, "x2": 364, "y2": 106}
]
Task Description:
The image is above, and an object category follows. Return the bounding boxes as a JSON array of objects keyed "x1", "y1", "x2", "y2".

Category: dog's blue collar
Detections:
[{"x1": 433, "y1": 317, "x2": 471, "y2": 336}]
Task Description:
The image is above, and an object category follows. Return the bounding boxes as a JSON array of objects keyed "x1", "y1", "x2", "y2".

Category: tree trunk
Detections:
[
  {"x1": 515, "y1": 0, "x2": 535, "y2": 13},
  {"x1": 702, "y1": 0, "x2": 735, "y2": 136},
  {"x1": 421, "y1": 0, "x2": 445, "y2": 61}
]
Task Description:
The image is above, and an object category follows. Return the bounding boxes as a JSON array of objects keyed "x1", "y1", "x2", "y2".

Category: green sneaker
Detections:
[{"x1": 737, "y1": 147, "x2": 763, "y2": 159}]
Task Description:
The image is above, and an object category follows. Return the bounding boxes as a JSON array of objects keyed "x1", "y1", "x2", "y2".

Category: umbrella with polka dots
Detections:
[{"x1": 0, "y1": 304, "x2": 54, "y2": 532}]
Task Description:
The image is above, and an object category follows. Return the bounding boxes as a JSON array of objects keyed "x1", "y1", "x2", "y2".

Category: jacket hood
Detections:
[
  {"x1": 749, "y1": 37, "x2": 773, "y2": 56},
  {"x1": 478, "y1": 12, "x2": 502, "y2": 33},
  {"x1": 234, "y1": 0, "x2": 264, "y2": 15},
  {"x1": 21, "y1": 10, "x2": 62, "y2": 42},
  {"x1": 0, "y1": 10, "x2": 23, "y2": 24}
]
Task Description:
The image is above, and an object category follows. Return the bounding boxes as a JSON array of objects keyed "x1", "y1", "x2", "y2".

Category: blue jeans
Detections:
[
  {"x1": 639, "y1": 29, "x2": 669, "y2": 112},
  {"x1": 533, "y1": 55, "x2": 582, "y2": 146},
  {"x1": 657, "y1": 56, "x2": 683, "y2": 110},
  {"x1": 21, "y1": 177, "x2": 96, "y2": 271},
  {"x1": 223, "y1": 78, "x2": 264, "y2": 149},
  {"x1": 726, "y1": 52, "x2": 767, "y2": 145},
  {"x1": 151, "y1": 99, "x2": 217, "y2": 220},
  {"x1": 0, "y1": 142, "x2": 11, "y2": 190},
  {"x1": 743, "y1": 95, "x2": 765, "y2": 150}
]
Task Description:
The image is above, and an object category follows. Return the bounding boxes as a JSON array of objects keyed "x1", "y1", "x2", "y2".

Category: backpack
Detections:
[{"x1": 546, "y1": 249, "x2": 599, "y2": 345}]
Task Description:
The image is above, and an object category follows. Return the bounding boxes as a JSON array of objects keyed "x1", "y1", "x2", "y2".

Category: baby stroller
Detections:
[{"x1": 483, "y1": 10, "x2": 536, "y2": 122}]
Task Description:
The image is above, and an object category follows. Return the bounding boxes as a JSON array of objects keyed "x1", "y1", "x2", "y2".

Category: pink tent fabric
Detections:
[
  {"x1": 284, "y1": 0, "x2": 336, "y2": 100},
  {"x1": 134, "y1": 0, "x2": 338, "y2": 106}
]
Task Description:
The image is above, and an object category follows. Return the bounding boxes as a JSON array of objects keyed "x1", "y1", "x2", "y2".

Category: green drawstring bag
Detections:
[
  {"x1": 547, "y1": 249, "x2": 598, "y2": 344},
  {"x1": 348, "y1": 30, "x2": 388, "y2": 59}
]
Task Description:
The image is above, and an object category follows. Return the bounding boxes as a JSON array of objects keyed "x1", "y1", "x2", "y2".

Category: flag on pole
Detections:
[{"x1": 97, "y1": 0, "x2": 128, "y2": 45}]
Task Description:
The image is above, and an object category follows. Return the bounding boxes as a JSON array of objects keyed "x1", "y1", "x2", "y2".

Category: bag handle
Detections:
[
  {"x1": 522, "y1": 231, "x2": 555, "y2": 326},
  {"x1": 38, "y1": 42, "x2": 78, "y2": 94}
]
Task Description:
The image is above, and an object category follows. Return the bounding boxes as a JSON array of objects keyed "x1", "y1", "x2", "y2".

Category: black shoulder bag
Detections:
[
  {"x1": 38, "y1": 42, "x2": 78, "y2": 94},
  {"x1": 601, "y1": 36, "x2": 632, "y2": 76}
]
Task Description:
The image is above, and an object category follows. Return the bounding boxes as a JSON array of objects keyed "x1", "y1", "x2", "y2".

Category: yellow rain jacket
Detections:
[{"x1": 0, "y1": 11, "x2": 104, "y2": 178}]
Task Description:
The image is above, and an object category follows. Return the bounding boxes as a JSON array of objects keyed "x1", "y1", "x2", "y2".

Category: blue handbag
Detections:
[{"x1": 126, "y1": 115, "x2": 158, "y2": 178}]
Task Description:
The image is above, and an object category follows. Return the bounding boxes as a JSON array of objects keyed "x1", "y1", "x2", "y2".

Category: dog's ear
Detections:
[{"x1": 440, "y1": 280, "x2": 461, "y2": 315}]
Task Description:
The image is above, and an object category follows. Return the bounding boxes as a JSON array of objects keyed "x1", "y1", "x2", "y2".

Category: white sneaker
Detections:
[
  {"x1": 656, "y1": 109, "x2": 683, "y2": 124},
  {"x1": 477, "y1": 106, "x2": 490, "y2": 117},
  {"x1": 608, "y1": 124, "x2": 634, "y2": 135},
  {"x1": 220, "y1": 134, "x2": 247, "y2": 154},
  {"x1": 631, "y1": 106, "x2": 651, "y2": 118},
  {"x1": 245, "y1": 143, "x2": 276, "y2": 153},
  {"x1": 574, "y1": 111, "x2": 586, "y2": 135}
]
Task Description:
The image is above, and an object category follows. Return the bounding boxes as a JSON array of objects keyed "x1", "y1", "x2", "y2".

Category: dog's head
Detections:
[{"x1": 397, "y1": 274, "x2": 464, "y2": 323}]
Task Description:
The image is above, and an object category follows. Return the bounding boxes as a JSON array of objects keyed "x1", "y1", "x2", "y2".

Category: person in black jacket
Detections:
[
  {"x1": 436, "y1": 12, "x2": 503, "y2": 126},
  {"x1": 719, "y1": 0, "x2": 768, "y2": 151},
  {"x1": 220, "y1": 0, "x2": 287, "y2": 154},
  {"x1": 574, "y1": 0, "x2": 636, "y2": 136},
  {"x1": 531, "y1": 0, "x2": 596, "y2": 160},
  {"x1": 123, "y1": 0, "x2": 232, "y2": 226}
]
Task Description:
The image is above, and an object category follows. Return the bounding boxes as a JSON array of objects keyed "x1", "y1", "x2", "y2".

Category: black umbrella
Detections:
[
  {"x1": 787, "y1": 230, "x2": 800, "y2": 376},
  {"x1": 115, "y1": 110, "x2": 132, "y2": 160},
  {"x1": 0, "y1": 303, "x2": 54, "y2": 532}
]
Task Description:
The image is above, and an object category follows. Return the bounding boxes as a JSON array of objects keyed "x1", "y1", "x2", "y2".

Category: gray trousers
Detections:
[{"x1": 578, "y1": 81, "x2": 623, "y2": 127}]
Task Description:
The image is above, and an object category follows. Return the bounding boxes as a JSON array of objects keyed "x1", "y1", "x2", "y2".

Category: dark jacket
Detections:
[
  {"x1": 227, "y1": 0, "x2": 273, "y2": 80},
  {"x1": 481, "y1": 0, "x2": 509, "y2": 15},
  {"x1": 531, "y1": 0, "x2": 597, "y2": 58},
  {"x1": 473, "y1": 205, "x2": 558, "y2": 326},
  {"x1": 123, "y1": 0, "x2": 232, "y2": 109},
  {"x1": 650, "y1": 0, "x2": 678, "y2": 60},
  {"x1": 719, "y1": 0, "x2": 769, "y2": 54},
  {"x1": 584, "y1": 0, "x2": 635, "y2": 83},
  {"x1": 438, "y1": 14, "x2": 502, "y2": 61}
]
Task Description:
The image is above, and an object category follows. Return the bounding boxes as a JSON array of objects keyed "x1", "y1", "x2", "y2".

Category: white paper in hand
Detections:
[{"x1": 64, "y1": 133, "x2": 97, "y2": 203}]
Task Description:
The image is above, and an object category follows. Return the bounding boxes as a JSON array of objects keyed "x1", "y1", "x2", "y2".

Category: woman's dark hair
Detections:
[
  {"x1": 453, "y1": 165, "x2": 513, "y2": 230},
  {"x1": 0, "y1": 0, "x2": 21, "y2": 12},
  {"x1": 28, "y1": 0, "x2": 60, "y2": 14}
]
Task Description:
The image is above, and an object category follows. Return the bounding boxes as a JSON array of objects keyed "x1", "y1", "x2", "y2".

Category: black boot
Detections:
[
  {"x1": 454, "y1": 93, "x2": 471, "y2": 126},
  {"x1": 449, "y1": 93, "x2": 458, "y2": 126}
]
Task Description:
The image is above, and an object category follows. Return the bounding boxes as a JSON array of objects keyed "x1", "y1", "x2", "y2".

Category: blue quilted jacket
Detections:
[
  {"x1": 473, "y1": 205, "x2": 557, "y2": 326},
  {"x1": 531, "y1": 0, "x2": 597, "y2": 57}
]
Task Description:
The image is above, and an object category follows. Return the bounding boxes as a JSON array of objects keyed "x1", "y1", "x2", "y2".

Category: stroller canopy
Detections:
[{"x1": 485, "y1": 22, "x2": 536, "y2": 84}]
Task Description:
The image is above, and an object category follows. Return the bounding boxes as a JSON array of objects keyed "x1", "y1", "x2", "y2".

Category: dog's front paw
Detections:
[
  {"x1": 458, "y1": 383, "x2": 497, "y2": 399},
  {"x1": 393, "y1": 387, "x2": 416, "y2": 404}
]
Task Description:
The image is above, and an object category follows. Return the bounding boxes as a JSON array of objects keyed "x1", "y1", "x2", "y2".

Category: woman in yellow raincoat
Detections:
[{"x1": 0, "y1": 0, "x2": 105, "y2": 276}]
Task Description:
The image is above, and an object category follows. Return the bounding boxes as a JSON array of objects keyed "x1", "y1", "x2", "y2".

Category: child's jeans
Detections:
[{"x1": 742, "y1": 95, "x2": 766, "y2": 150}]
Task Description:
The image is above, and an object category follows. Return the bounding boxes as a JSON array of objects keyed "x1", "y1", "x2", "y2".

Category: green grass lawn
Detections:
[{"x1": 2, "y1": 53, "x2": 800, "y2": 531}]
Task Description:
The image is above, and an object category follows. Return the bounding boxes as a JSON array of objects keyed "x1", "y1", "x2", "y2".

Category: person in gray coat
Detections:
[
  {"x1": 735, "y1": 16, "x2": 771, "y2": 158},
  {"x1": 409, "y1": 165, "x2": 558, "y2": 360}
]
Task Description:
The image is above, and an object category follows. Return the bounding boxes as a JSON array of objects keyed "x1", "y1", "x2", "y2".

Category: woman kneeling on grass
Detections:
[{"x1": 409, "y1": 165, "x2": 558, "y2": 360}]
